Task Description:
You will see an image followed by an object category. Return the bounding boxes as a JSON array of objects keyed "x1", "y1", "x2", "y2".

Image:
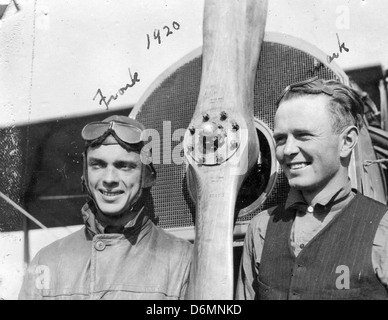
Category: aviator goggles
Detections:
[{"x1": 81, "y1": 120, "x2": 144, "y2": 144}]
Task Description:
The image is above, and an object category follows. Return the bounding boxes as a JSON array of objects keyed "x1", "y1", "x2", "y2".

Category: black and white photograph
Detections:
[{"x1": 0, "y1": 0, "x2": 388, "y2": 304}]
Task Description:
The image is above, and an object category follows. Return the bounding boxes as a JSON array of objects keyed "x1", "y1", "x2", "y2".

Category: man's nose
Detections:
[
  {"x1": 283, "y1": 136, "x2": 299, "y2": 156},
  {"x1": 102, "y1": 167, "x2": 119, "y2": 187}
]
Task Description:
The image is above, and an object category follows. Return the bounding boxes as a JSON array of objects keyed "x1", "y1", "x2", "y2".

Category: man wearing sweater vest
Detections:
[{"x1": 236, "y1": 77, "x2": 388, "y2": 300}]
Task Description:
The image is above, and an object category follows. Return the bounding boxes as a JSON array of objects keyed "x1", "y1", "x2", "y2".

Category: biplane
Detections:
[{"x1": 1, "y1": 0, "x2": 388, "y2": 299}]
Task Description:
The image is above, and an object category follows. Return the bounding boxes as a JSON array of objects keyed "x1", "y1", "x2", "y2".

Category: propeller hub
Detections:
[{"x1": 184, "y1": 111, "x2": 243, "y2": 166}]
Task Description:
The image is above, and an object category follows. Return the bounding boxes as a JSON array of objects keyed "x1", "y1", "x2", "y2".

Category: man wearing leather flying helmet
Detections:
[
  {"x1": 81, "y1": 115, "x2": 157, "y2": 220},
  {"x1": 19, "y1": 115, "x2": 192, "y2": 300}
]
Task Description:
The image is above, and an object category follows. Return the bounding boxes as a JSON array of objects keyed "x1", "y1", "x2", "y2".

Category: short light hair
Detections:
[{"x1": 278, "y1": 78, "x2": 364, "y2": 134}]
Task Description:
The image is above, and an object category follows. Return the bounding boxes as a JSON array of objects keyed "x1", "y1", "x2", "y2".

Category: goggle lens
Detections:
[{"x1": 82, "y1": 121, "x2": 143, "y2": 144}]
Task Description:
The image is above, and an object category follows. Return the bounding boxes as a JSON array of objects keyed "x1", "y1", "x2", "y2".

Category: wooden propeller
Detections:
[{"x1": 184, "y1": 0, "x2": 268, "y2": 300}]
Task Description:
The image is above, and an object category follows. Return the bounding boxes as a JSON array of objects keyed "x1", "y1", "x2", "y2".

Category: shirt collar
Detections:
[{"x1": 285, "y1": 179, "x2": 354, "y2": 214}]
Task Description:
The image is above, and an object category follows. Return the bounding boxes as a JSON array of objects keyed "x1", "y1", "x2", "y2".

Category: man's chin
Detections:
[
  {"x1": 96, "y1": 204, "x2": 126, "y2": 217},
  {"x1": 288, "y1": 179, "x2": 311, "y2": 191}
]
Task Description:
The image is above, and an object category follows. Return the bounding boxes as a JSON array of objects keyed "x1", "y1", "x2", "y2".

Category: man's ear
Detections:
[{"x1": 340, "y1": 125, "x2": 359, "y2": 158}]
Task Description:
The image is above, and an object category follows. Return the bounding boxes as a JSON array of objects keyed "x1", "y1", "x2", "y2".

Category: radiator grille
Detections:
[{"x1": 135, "y1": 40, "x2": 341, "y2": 229}]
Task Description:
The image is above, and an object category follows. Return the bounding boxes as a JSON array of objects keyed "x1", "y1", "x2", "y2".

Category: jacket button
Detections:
[{"x1": 95, "y1": 240, "x2": 106, "y2": 251}]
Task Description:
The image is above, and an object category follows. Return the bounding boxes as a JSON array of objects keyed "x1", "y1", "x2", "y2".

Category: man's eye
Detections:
[
  {"x1": 297, "y1": 133, "x2": 312, "y2": 140},
  {"x1": 274, "y1": 137, "x2": 285, "y2": 145},
  {"x1": 118, "y1": 163, "x2": 137, "y2": 170},
  {"x1": 89, "y1": 162, "x2": 104, "y2": 168}
]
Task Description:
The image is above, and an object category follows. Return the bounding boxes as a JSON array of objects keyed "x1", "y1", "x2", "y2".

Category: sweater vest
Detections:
[{"x1": 258, "y1": 193, "x2": 388, "y2": 300}]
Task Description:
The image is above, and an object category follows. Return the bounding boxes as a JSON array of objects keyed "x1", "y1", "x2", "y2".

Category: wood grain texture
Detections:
[{"x1": 184, "y1": 0, "x2": 268, "y2": 299}]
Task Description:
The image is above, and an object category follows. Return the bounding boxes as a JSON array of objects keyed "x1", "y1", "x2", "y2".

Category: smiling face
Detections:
[
  {"x1": 274, "y1": 94, "x2": 348, "y2": 200},
  {"x1": 86, "y1": 144, "x2": 142, "y2": 217}
]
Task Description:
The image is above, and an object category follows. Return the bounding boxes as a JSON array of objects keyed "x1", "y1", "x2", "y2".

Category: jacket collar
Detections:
[{"x1": 81, "y1": 200, "x2": 150, "y2": 236}]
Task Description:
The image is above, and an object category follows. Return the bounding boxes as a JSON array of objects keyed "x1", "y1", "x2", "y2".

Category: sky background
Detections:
[{"x1": 1, "y1": 0, "x2": 388, "y2": 127}]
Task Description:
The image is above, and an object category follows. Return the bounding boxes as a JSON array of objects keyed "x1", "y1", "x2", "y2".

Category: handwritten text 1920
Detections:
[{"x1": 147, "y1": 21, "x2": 180, "y2": 50}]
